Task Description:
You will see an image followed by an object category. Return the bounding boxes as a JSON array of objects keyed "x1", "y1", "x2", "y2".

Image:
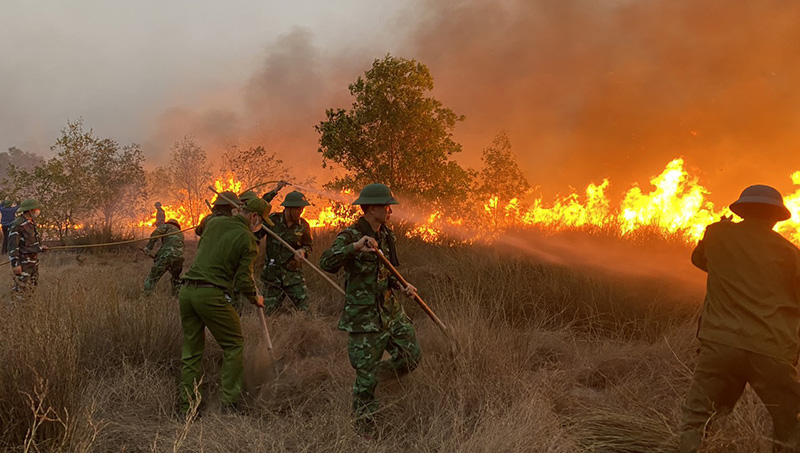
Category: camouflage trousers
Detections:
[
  {"x1": 143, "y1": 255, "x2": 184, "y2": 297},
  {"x1": 680, "y1": 340, "x2": 800, "y2": 452},
  {"x1": 261, "y1": 266, "x2": 308, "y2": 314},
  {"x1": 12, "y1": 260, "x2": 38, "y2": 295},
  {"x1": 348, "y1": 317, "x2": 422, "y2": 421}
]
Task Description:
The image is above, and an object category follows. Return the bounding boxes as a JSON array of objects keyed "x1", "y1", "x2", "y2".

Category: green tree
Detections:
[
  {"x1": 168, "y1": 136, "x2": 211, "y2": 226},
  {"x1": 5, "y1": 120, "x2": 146, "y2": 240},
  {"x1": 316, "y1": 55, "x2": 471, "y2": 209}
]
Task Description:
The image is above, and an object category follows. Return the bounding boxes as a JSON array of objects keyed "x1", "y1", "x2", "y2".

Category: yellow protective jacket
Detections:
[{"x1": 692, "y1": 218, "x2": 800, "y2": 363}]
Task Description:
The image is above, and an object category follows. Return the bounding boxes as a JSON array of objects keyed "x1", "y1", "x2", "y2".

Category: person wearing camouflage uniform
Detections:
[
  {"x1": 680, "y1": 185, "x2": 800, "y2": 452},
  {"x1": 319, "y1": 183, "x2": 421, "y2": 431},
  {"x1": 154, "y1": 202, "x2": 166, "y2": 227},
  {"x1": 194, "y1": 191, "x2": 238, "y2": 237},
  {"x1": 261, "y1": 190, "x2": 313, "y2": 314},
  {"x1": 142, "y1": 219, "x2": 185, "y2": 297},
  {"x1": 8, "y1": 199, "x2": 46, "y2": 295},
  {"x1": 178, "y1": 197, "x2": 271, "y2": 416}
]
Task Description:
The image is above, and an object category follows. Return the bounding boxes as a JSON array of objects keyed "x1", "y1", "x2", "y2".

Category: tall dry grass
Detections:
[{"x1": 0, "y1": 229, "x2": 776, "y2": 451}]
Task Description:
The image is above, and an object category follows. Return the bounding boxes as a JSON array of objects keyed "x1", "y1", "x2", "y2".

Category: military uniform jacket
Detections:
[
  {"x1": 145, "y1": 223, "x2": 185, "y2": 258},
  {"x1": 182, "y1": 215, "x2": 260, "y2": 304},
  {"x1": 692, "y1": 218, "x2": 800, "y2": 363},
  {"x1": 265, "y1": 211, "x2": 312, "y2": 270},
  {"x1": 8, "y1": 216, "x2": 43, "y2": 267},
  {"x1": 320, "y1": 217, "x2": 402, "y2": 333}
]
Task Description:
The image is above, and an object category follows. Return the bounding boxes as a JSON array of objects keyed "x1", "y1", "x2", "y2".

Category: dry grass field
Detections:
[{"x1": 0, "y1": 228, "x2": 779, "y2": 452}]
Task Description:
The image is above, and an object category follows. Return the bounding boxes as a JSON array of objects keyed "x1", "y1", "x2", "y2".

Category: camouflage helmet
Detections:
[
  {"x1": 281, "y1": 191, "x2": 310, "y2": 207},
  {"x1": 241, "y1": 197, "x2": 274, "y2": 227},
  {"x1": 165, "y1": 218, "x2": 181, "y2": 229},
  {"x1": 730, "y1": 184, "x2": 791, "y2": 221},
  {"x1": 19, "y1": 198, "x2": 40, "y2": 213},
  {"x1": 238, "y1": 190, "x2": 257, "y2": 203},
  {"x1": 213, "y1": 191, "x2": 239, "y2": 207},
  {"x1": 352, "y1": 183, "x2": 399, "y2": 206}
]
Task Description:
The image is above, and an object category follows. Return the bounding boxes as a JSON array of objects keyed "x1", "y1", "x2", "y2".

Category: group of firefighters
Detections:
[{"x1": 7, "y1": 181, "x2": 800, "y2": 450}]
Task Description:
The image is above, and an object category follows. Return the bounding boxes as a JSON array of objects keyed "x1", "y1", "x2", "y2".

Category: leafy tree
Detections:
[
  {"x1": 5, "y1": 120, "x2": 146, "y2": 239},
  {"x1": 168, "y1": 136, "x2": 212, "y2": 226},
  {"x1": 316, "y1": 55, "x2": 471, "y2": 209},
  {"x1": 219, "y1": 145, "x2": 290, "y2": 190}
]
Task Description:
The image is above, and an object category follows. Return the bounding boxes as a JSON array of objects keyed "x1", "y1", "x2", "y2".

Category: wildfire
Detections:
[{"x1": 129, "y1": 160, "x2": 800, "y2": 247}]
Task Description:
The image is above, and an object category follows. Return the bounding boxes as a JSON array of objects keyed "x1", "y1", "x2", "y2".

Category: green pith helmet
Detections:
[
  {"x1": 1, "y1": 200, "x2": 11, "y2": 208},
  {"x1": 166, "y1": 219, "x2": 181, "y2": 229},
  {"x1": 19, "y1": 198, "x2": 40, "y2": 213},
  {"x1": 281, "y1": 191, "x2": 310, "y2": 207},
  {"x1": 352, "y1": 183, "x2": 399, "y2": 206},
  {"x1": 730, "y1": 184, "x2": 791, "y2": 221},
  {"x1": 213, "y1": 191, "x2": 239, "y2": 207},
  {"x1": 242, "y1": 197, "x2": 274, "y2": 226},
  {"x1": 238, "y1": 190, "x2": 257, "y2": 202},
  {"x1": 154, "y1": 201, "x2": 162, "y2": 207}
]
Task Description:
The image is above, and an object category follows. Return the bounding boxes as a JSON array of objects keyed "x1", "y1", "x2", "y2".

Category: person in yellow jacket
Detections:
[{"x1": 680, "y1": 184, "x2": 800, "y2": 452}]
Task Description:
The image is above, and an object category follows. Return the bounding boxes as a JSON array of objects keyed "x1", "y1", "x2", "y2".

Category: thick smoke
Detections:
[
  {"x1": 149, "y1": 1, "x2": 800, "y2": 208},
  {"x1": 404, "y1": 0, "x2": 800, "y2": 204}
]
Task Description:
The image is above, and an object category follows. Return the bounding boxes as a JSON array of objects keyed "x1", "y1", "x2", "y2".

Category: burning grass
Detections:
[{"x1": 0, "y1": 230, "x2": 777, "y2": 451}]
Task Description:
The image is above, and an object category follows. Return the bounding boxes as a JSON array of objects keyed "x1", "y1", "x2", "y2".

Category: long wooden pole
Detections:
[{"x1": 372, "y1": 249, "x2": 450, "y2": 336}]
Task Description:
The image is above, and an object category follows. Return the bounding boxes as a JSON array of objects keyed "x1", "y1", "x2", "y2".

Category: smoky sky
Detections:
[{"x1": 4, "y1": 0, "x2": 800, "y2": 207}]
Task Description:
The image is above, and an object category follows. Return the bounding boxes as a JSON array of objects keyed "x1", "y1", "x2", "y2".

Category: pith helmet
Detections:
[
  {"x1": 19, "y1": 198, "x2": 40, "y2": 213},
  {"x1": 281, "y1": 191, "x2": 310, "y2": 207},
  {"x1": 730, "y1": 184, "x2": 791, "y2": 221},
  {"x1": 1, "y1": 200, "x2": 11, "y2": 208},
  {"x1": 238, "y1": 190, "x2": 257, "y2": 202},
  {"x1": 154, "y1": 201, "x2": 162, "y2": 207},
  {"x1": 352, "y1": 183, "x2": 399, "y2": 206},
  {"x1": 165, "y1": 218, "x2": 181, "y2": 229},
  {"x1": 213, "y1": 191, "x2": 238, "y2": 207},
  {"x1": 242, "y1": 197, "x2": 274, "y2": 227}
]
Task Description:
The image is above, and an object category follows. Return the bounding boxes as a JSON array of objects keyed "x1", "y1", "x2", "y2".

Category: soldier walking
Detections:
[
  {"x1": 142, "y1": 219, "x2": 185, "y2": 297},
  {"x1": 177, "y1": 197, "x2": 271, "y2": 416},
  {"x1": 319, "y1": 183, "x2": 421, "y2": 433},
  {"x1": 680, "y1": 185, "x2": 800, "y2": 452},
  {"x1": 261, "y1": 191, "x2": 313, "y2": 314},
  {"x1": 1, "y1": 200, "x2": 19, "y2": 254},
  {"x1": 154, "y1": 201, "x2": 166, "y2": 227},
  {"x1": 8, "y1": 199, "x2": 47, "y2": 296}
]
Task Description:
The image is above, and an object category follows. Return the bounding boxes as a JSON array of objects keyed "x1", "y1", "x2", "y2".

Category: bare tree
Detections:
[
  {"x1": 168, "y1": 136, "x2": 212, "y2": 226},
  {"x1": 219, "y1": 145, "x2": 290, "y2": 190}
]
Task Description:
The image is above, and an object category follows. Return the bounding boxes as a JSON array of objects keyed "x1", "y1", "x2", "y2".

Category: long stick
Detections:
[
  {"x1": 257, "y1": 308, "x2": 279, "y2": 376},
  {"x1": 373, "y1": 249, "x2": 450, "y2": 336},
  {"x1": 208, "y1": 186, "x2": 346, "y2": 296}
]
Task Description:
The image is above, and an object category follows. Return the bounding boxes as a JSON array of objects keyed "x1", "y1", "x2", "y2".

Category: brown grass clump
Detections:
[{"x1": 0, "y1": 230, "x2": 778, "y2": 451}]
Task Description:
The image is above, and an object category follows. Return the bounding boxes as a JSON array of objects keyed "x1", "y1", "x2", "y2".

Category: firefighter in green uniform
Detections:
[
  {"x1": 195, "y1": 190, "x2": 238, "y2": 237},
  {"x1": 142, "y1": 219, "x2": 185, "y2": 297},
  {"x1": 177, "y1": 197, "x2": 272, "y2": 416},
  {"x1": 680, "y1": 185, "x2": 800, "y2": 452},
  {"x1": 319, "y1": 183, "x2": 421, "y2": 432},
  {"x1": 8, "y1": 198, "x2": 47, "y2": 295},
  {"x1": 261, "y1": 190, "x2": 313, "y2": 314}
]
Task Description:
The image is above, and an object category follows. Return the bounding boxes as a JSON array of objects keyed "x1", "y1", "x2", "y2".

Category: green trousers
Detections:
[
  {"x1": 178, "y1": 285, "x2": 244, "y2": 413},
  {"x1": 347, "y1": 316, "x2": 422, "y2": 420},
  {"x1": 680, "y1": 340, "x2": 800, "y2": 452}
]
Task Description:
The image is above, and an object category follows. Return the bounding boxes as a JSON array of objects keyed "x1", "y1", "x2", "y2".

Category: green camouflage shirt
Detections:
[
  {"x1": 144, "y1": 223, "x2": 184, "y2": 258},
  {"x1": 182, "y1": 215, "x2": 259, "y2": 304},
  {"x1": 265, "y1": 211, "x2": 313, "y2": 268},
  {"x1": 319, "y1": 217, "x2": 402, "y2": 333},
  {"x1": 8, "y1": 216, "x2": 42, "y2": 267}
]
